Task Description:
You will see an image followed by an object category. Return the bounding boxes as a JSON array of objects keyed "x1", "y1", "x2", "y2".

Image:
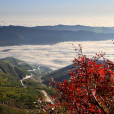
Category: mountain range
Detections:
[
  {"x1": 36, "y1": 24, "x2": 114, "y2": 33},
  {"x1": 0, "y1": 25, "x2": 114, "y2": 46}
]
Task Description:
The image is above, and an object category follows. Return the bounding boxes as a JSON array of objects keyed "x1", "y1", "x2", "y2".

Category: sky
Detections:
[{"x1": 0, "y1": 0, "x2": 114, "y2": 26}]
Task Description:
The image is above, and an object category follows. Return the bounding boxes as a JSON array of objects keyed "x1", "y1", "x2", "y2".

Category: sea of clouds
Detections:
[{"x1": 0, "y1": 40, "x2": 113, "y2": 70}]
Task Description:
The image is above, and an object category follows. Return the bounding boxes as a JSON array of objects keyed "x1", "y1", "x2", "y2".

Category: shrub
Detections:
[{"x1": 46, "y1": 44, "x2": 114, "y2": 113}]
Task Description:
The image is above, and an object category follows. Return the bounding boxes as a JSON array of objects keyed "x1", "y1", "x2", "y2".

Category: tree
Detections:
[
  {"x1": 48, "y1": 44, "x2": 114, "y2": 114},
  {"x1": 37, "y1": 44, "x2": 114, "y2": 113}
]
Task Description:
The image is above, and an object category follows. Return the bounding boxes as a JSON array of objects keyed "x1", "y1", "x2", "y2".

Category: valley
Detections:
[
  {"x1": 0, "y1": 57, "x2": 56, "y2": 113},
  {"x1": 0, "y1": 25, "x2": 113, "y2": 113},
  {"x1": 0, "y1": 0, "x2": 114, "y2": 112}
]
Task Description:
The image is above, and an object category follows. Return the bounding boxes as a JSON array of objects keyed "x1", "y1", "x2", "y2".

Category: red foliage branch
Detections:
[{"x1": 51, "y1": 44, "x2": 114, "y2": 114}]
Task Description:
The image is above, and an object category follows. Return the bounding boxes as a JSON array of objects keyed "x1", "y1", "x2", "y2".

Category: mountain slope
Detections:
[
  {"x1": 0, "y1": 57, "x2": 55, "y2": 110},
  {"x1": 3, "y1": 57, "x2": 33, "y2": 71},
  {"x1": 0, "y1": 57, "x2": 44, "y2": 109},
  {"x1": 41, "y1": 64, "x2": 73, "y2": 85},
  {"x1": 41, "y1": 60, "x2": 105, "y2": 85},
  {"x1": 0, "y1": 59, "x2": 30, "y2": 87}
]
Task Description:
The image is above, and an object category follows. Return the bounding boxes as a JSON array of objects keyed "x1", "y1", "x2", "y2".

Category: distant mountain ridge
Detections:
[
  {"x1": 0, "y1": 25, "x2": 114, "y2": 46},
  {"x1": 36, "y1": 24, "x2": 114, "y2": 33}
]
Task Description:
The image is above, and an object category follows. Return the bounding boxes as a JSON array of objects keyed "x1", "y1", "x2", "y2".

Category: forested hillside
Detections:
[{"x1": 0, "y1": 57, "x2": 55, "y2": 113}]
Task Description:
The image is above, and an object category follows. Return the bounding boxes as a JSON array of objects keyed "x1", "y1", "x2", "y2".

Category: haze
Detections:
[{"x1": 0, "y1": 0, "x2": 114, "y2": 26}]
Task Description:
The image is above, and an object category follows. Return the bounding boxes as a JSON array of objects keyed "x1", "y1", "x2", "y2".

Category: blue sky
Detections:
[{"x1": 0, "y1": 0, "x2": 114, "y2": 26}]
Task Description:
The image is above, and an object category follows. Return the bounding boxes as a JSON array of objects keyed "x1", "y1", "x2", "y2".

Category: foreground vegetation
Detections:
[
  {"x1": 0, "y1": 46, "x2": 113, "y2": 113},
  {"x1": 39, "y1": 44, "x2": 114, "y2": 113},
  {"x1": 0, "y1": 57, "x2": 55, "y2": 113},
  {"x1": 23, "y1": 79, "x2": 56, "y2": 96}
]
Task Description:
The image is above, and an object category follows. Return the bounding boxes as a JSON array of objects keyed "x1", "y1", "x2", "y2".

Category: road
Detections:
[{"x1": 20, "y1": 73, "x2": 33, "y2": 88}]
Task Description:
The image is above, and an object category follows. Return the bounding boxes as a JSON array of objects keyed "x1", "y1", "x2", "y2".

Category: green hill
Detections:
[
  {"x1": 0, "y1": 60, "x2": 29, "y2": 87},
  {"x1": 0, "y1": 57, "x2": 55, "y2": 112},
  {"x1": 0, "y1": 58, "x2": 43, "y2": 110},
  {"x1": 3, "y1": 57, "x2": 51, "y2": 77},
  {"x1": 2, "y1": 57, "x2": 33, "y2": 71}
]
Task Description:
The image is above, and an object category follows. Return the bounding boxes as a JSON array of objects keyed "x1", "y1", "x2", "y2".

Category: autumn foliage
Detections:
[
  {"x1": 47, "y1": 44, "x2": 113, "y2": 114},
  {"x1": 38, "y1": 44, "x2": 114, "y2": 114}
]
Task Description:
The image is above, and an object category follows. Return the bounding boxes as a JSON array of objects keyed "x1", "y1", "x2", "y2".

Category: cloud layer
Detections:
[{"x1": 0, "y1": 40, "x2": 113, "y2": 70}]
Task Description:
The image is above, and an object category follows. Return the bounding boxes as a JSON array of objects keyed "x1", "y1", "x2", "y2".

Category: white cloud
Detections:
[{"x1": 0, "y1": 40, "x2": 113, "y2": 70}]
